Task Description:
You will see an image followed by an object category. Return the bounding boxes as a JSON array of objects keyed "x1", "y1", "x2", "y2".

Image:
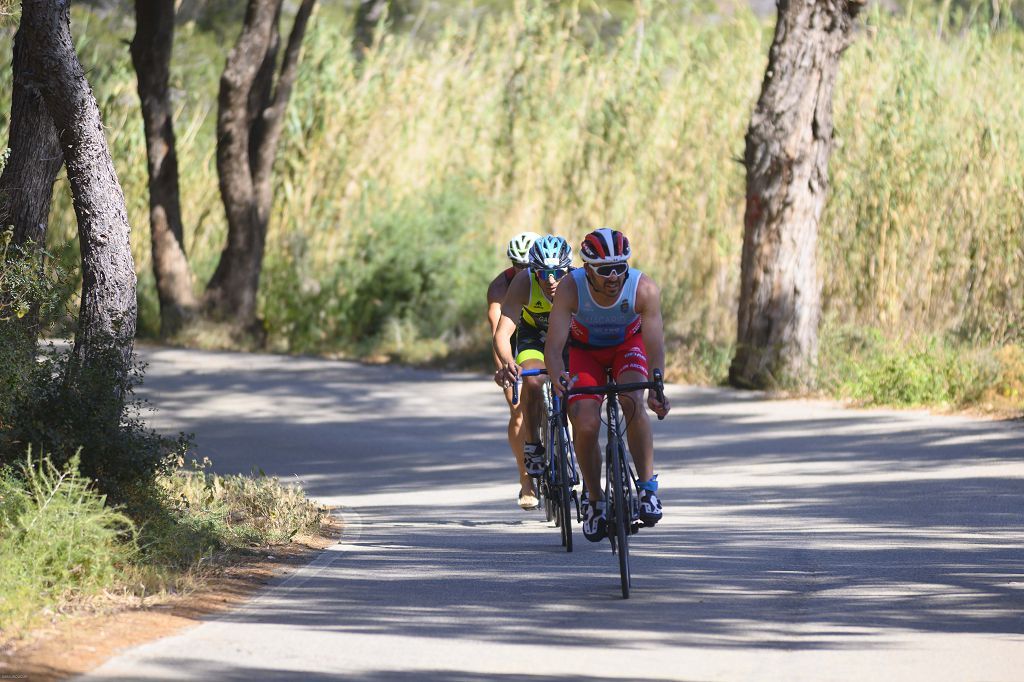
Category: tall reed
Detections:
[{"x1": 1, "y1": 3, "x2": 1019, "y2": 368}]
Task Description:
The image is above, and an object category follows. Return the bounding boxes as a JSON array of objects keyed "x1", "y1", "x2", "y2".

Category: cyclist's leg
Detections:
[
  {"x1": 614, "y1": 337, "x2": 655, "y2": 482},
  {"x1": 567, "y1": 345, "x2": 609, "y2": 503},
  {"x1": 516, "y1": 328, "x2": 548, "y2": 477},
  {"x1": 568, "y1": 399, "x2": 601, "y2": 495},
  {"x1": 518, "y1": 355, "x2": 546, "y2": 444},
  {"x1": 615, "y1": 338, "x2": 662, "y2": 525},
  {"x1": 617, "y1": 374, "x2": 653, "y2": 481},
  {"x1": 503, "y1": 385, "x2": 534, "y2": 496},
  {"x1": 515, "y1": 324, "x2": 547, "y2": 444}
]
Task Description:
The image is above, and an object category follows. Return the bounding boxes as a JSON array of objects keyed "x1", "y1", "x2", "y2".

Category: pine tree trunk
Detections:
[
  {"x1": 21, "y1": 0, "x2": 137, "y2": 395},
  {"x1": 352, "y1": 0, "x2": 389, "y2": 59},
  {"x1": 131, "y1": 0, "x2": 199, "y2": 338},
  {"x1": 0, "y1": 26, "x2": 62, "y2": 251},
  {"x1": 0, "y1": 24, "x2": 64, "y2": 341},
  {"x1": 729, "y1": 0, "x2": 865, "y2": 390},
  {"x1": 204, "y1": 0, "x2": 316, "y2": 336}
]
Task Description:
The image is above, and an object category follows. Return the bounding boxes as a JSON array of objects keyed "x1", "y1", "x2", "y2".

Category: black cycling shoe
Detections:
[
  {"x1": 582, "y1": 499, "x2": 607, "y2": 542},
  {"x1": 523, "y1": 442, "x2": 546, "y2": 476},
  {"x1": 638, "y1": 489, "x2": 663, "y2": 527}
]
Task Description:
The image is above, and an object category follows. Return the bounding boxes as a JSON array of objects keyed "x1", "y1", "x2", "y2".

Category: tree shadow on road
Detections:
[{"x1": 134, "y1": 349, "x2": 1024, "y2": 652}]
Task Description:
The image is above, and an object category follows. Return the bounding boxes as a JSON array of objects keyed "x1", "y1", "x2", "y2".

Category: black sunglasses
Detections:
[
  {"x1": 536, "y1": 268, "x2": 569, "y2": 281},
  {"x1": 592, "y1": 263, "x2": 628, "y2": 277}
]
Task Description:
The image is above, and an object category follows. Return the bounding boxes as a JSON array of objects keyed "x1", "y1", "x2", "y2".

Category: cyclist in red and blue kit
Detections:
[{"x1": 544, "y1": 228, "x2": 671, "y2": 542}]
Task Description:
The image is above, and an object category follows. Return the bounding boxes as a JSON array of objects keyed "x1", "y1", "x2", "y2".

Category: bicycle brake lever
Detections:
[{"x1": 652, "y1": 369, "x2": 666, "y2": 421}]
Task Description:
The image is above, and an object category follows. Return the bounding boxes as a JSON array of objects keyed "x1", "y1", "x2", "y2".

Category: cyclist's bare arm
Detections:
[
  {"x1": 635, "y1": 274, "x2": 670, "y2": 417},
  {"x1": 493, "y1": 271, "x2": 531, "y2": 383},
  {"x1": 486, "y1": 275, "x2": 511, "y2": 370},
  {"x1": 544, "y1": 275, "x2": 578, "y2": 397}
]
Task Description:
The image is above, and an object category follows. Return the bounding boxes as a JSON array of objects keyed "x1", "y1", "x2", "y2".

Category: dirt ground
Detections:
[{"x1": 0, "y1": 517, "x2": 342, "y2": 681}]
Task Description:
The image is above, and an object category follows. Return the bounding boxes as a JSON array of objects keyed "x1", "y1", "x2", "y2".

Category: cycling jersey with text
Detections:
[
  {"x1": 569, "y1": 267, "x2": 642, "y2": 348},
  {"x1": 519, "y1": 274, "x2": 553, "y2": 331}
]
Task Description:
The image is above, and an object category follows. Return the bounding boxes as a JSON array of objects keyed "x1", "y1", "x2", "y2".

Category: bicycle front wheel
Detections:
[{"x1": 610, "y1": 437, "x2": 630, "y2": 598}]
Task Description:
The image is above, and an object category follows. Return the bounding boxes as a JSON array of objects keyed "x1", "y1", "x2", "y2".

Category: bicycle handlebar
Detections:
[
  {"x1": 511, "y1": 368, "x2": 548, "y2": 405},
  {"x1": 565, "y1": 369, "x2": 666, "y2": 420},
  {"x1": 511, "y1": 368, "x2": 666, "y2": 420}
]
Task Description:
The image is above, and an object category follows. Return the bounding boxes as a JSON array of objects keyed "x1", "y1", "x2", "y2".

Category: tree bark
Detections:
[
  {"x1": 21, "y1": 0, "x2": 137, "y2": 395},
  {"x1": 0, "y1": 24, "x2": 64, "y2": 341},
  {"x1": 729, "y1": 0, "x2": 865, "y2": 390},
  {"x1": 131, "y1": 0, "x2": 200, "y2": 338},
  {"x1": 204, "y1": 0, "x2": 316, "y2": 333},
  {"x1": 352, "y1": 0, "x2": 389, "y2": 60},
  {"x1": 0, "y1": 26, "x2": 62, "y2": 251}
]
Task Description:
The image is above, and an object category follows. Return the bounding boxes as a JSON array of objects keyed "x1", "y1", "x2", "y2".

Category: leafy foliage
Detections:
[
  {"x1": 819, "y1": 325, "x2": 1023, "y2": 409},
  {"x1": 0, "y1": 452, "x2": 135, "y2": 636},
  {"x1": 1, "y1": 3, "x2": 1019, "y2": 399},
  {"x1": 260, "y1": 180, "x2": 497, "y2": 359},
  {"x1": 0, "y1": 231, "x2": 190, "y2": 502},
  {"x1": 0, "y1": 451, "x2": 326, "y2": 639}
]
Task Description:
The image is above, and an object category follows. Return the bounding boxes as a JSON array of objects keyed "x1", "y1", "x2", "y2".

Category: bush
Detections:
[
  {"x1": 260, "y1": 180, "x2": 498, "y2": 360},
  {"x1": 0, "y1": 230, "x2": 66, "y2": 425},
  {"x1": 819, "y1": 326, "x2": 1022, "y2": 410},
  {"x1": 1, "y1": 345, "x2": 191, "y2": 502},
  {"x1": 160, "y1": 466, "x2": 326, "y2": 548},
  {"x1": 0, "y1": 450, "x2": 328, "y2": 639},
  {"x1": 0, "y1": 231, "x2": 189, "y2": 502},
  {"x1": 0, "y1": 452, "x2": 135, "y2": 636}
]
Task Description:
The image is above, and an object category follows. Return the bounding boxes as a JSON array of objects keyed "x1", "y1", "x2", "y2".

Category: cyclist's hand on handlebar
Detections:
[
  {"x1": 648, "y1": 390, "x2": 670, "y2": 419},
  {"x1": 497, "y1": 360, "x2": 521, "y2": 388},
  {"x1": 551, "y1": 371, "x2": 575, "y2": 399}
]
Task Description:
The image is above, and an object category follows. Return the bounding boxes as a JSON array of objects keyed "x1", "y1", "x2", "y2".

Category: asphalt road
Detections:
[{"x1": 80, "y1": 347, "x2": 1024, "y2": 681}]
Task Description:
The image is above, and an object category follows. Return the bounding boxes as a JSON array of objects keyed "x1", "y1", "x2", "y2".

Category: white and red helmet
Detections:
[{"x1": 580, "y1": 228, "x2": 631, "y2": 265}]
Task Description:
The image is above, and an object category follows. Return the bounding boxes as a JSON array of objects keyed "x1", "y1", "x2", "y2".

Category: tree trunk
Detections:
[
  {"x1": 21, "y1": 0, "x2": 137, "y2": 398},
  {"x1": 0, "y1": 24, "x2": 64, "y2": 342},
  {"x1": 204, "y1": 0, "x2": 316, "y2": 334},
  {"x1": 352, "y1": 0, "x2": 389, "y2": 60},
  {"x1": 0, "y1": 26, "x2": 63, "y2": 252},
  {"x1": 131, "y1": 0, "x2": 200, "y2": 339},
  {"x1": 729, "y1": 0, "x2": 865, "y2": 390}
]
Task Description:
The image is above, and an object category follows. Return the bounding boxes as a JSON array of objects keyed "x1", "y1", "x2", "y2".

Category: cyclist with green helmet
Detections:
[
  {"x1": 494, "y1": 235, "x2": 574, "y2": 494},
  {"x1": 488, "y1": 232, "x2": 541, "y2": 509}
]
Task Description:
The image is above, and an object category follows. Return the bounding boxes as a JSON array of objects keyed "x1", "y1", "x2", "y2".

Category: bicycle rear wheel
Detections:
[
  {"x1": 541, "y1": 385, "x2": 555, "y2": 523},
  {"x1": 556, "y1": 423, "x2": 573, "y2": 552},
  {"x1": 610, "y1": 438, "x2": 630, "y2": 598}
]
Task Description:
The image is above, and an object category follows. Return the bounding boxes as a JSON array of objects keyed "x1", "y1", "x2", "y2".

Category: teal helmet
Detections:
[{"x1": 528, "y1": 235, "x2": 572, "y2": 271}]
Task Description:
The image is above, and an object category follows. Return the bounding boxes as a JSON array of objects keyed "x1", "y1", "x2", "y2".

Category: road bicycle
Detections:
[
  {"x1": 566, "y1": 369, "x2": 665, "y2": 598},
  {"x1": 513, "y1": 368, "x2": 581, "y2": 551}
]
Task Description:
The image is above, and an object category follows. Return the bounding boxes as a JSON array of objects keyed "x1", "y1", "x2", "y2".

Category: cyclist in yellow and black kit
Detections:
[
  {"x1": 487, "y1": 232, "x2": 541, "y2": 509},
  {"x1": 493, "y1": 235, "x2": 574, "y2": 488}
]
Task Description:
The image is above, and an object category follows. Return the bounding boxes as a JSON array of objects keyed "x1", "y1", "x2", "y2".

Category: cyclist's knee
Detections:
[
  {"x1": 621, "y1": 390, "x2": 646, "y2": 418},
  {"x1": 570, "y1": 402, "x2": 602, "y2": 435},
  {"x1": 509, "y1": 408, "x2": 525, "y2": 429},
  {"x1": 522, "y1": 374, "x2": 545, "y2": 394}
]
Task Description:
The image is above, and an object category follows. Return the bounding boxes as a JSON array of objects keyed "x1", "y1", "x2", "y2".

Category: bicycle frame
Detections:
[
  {"x1": 565, "y1": 369, "x2": 664, "y2": 598},
  {"x1": 514, "y1": 369, "x2": 581, "y2": 550}
]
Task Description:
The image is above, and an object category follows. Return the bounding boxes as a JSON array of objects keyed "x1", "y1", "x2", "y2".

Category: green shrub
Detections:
[
  {"x1": 0, "y1": 233, "x2": 189, "y2": 502},
  {"x1": 141, "y1": 464, "x2": 326, "y2": 566},
  {"x1": 0, "y1": 343, "x2": 191, "y2": 503},
  {"x1": 260, "y1": 180, "x2": 498, "y2": 359},
  {"x1": 0, "y1": 452, "x2": 135, "y2": 636},
  {"x1": 0, "y1": 230, "x2": 68, "y2": 424},
  {"x1": 819, "y1": 326, "x2": 1020, "y2": 409}
]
